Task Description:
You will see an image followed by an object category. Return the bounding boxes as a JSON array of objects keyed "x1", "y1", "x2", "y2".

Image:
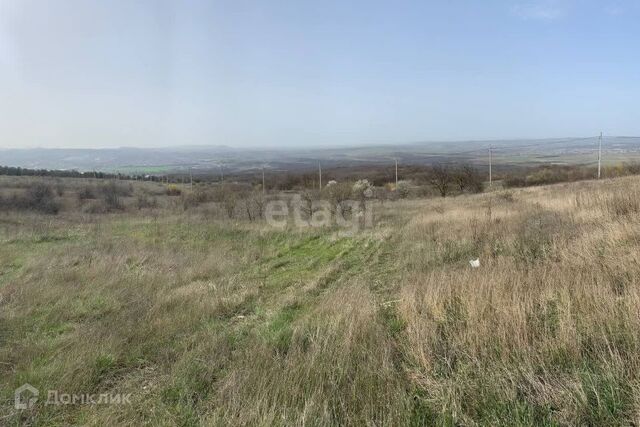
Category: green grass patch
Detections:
[{"x1": 263, "y1": 302, "x2": 304, "y2": 356}]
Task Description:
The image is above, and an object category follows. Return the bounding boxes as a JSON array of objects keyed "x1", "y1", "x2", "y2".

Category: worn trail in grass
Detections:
[{"x1": 1, "y1": 212, "x2": 417, "y2": 425}]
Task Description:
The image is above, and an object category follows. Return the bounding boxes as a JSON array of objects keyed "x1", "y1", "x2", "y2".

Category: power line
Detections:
[
  {"x1": 489, "y1": 145, "x2": 493, "y2": 187},
  {"x1": 395, "y1": 158, "x2": 398, "y2": 187},
  {"x1": 597, "y1": 132, "x2": 603, "y2": 180}
]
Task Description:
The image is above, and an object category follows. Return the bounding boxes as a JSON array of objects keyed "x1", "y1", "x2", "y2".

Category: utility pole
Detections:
[
  {"x1": 489, "y1": 146, "x2": 493, "y2": 187},
  {"x1": 597, "y1": 132, "x2": 603, "y2": 180},
  {"x1": 262, "y1": 166, "x2": 266, "y2": 196},
  {"x1": 395, "y1": 158, "x2": 398, "y2": 188},
  {"x1": 318, "y1": 162, "x2": 322, "y2": 190}
]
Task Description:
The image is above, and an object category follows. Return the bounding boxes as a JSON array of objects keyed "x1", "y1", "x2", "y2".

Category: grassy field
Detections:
[{"x1": 2, "y1": 175, "x2": 640, "y2": 425}]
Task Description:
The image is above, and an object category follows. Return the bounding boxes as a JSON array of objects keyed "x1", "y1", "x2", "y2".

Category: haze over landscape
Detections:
[{"x1": 1, "y1": 136, "x2": 640, "y2": 175}]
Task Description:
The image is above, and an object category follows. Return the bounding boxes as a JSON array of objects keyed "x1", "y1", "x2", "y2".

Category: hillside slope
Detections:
[{"x1": 2, "y1": 176, "x2": 640, "y2": 425}]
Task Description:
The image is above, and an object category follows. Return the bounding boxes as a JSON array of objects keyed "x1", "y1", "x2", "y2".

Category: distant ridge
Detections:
[{"x1": 2, "y1": 137, "x2": 639, "y2": 174}]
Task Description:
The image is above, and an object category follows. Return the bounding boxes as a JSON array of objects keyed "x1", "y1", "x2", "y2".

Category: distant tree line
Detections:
[
  {"x1": 5, "y1": 160, "x2": 640, "y2": 195},
  {"x1": 0, "y1": 165, "x2": 126, "y2": 179},
  {"x1": 0, "y1": 165, "x2": 177, "y2": 182}
]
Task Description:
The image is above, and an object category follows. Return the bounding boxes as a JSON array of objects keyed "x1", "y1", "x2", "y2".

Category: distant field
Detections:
[
  {"x1": 2, "y1": 175, "x2": 640, "y2": 425},
  {"x1": 2, "y1": 137, "x2": 639, "y2": 176},
  {"x1": 490, "y1": 151, "x2": 640, "y2": 166},
  {"x1": 111, "y1": 165, "x2": 176, "y2": 174}
]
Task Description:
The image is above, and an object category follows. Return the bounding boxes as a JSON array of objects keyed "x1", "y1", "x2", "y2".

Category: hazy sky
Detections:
[{"x1": 1, "y1": 0, "x2": 639, "y2": 149}]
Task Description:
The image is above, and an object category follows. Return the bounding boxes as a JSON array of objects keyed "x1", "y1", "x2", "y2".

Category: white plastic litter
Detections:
[{"x1": 469, "y1": 259, "x2": 480, "y2": 268}]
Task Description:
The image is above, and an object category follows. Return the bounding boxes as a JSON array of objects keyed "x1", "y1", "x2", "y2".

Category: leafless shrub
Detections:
[
  {"x1": 323, "y1": 182, "x2": 352, "y2": 214},
  {"x1": 136, "y1": 193, "x2": 158, "y2": 210},
  {"x1": 0, "y1": 183, "x2": 61, "y2": 214},
  {"x1": 25, "y1": 183, "x2": 60, "y2": 214},
  {"x1": 299, "y1": 191, "x2": 316, "y2": 219},
  {"x1": 396, "y1": 181, "x2": 410, "y2": 199},
  {"x1": 221, "y1": 188, "x2": 237, "y2": 218},
  {"x1": 78, "y1": 186, "x2": 97, "y2": 200},
  {"x1": 98, "y1": 182, "x2": 128, "y2": 211},
  {"x1": 180, "y1": 188, "x2": 211, "y2": 209},
  {"x1": 54, "y1": 180, "x2": 66, "y2": 196}
]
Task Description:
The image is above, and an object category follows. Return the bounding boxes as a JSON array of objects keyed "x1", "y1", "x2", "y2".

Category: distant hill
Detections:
[{"x1": 2, "y1": 137, "x2": 639, "y2": 174}]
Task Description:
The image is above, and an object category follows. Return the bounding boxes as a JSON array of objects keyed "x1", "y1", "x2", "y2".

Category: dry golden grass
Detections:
[
  {"x1": 2, "y1": 175, "x2": 640, "y2": 425},
  {"x1": 396, "y1": 176, "x2": 640, "y2": 425}
]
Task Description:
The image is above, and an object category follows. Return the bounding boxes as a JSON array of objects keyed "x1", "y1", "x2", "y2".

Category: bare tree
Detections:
[
  {"x1": 299, "y1": 191, "x2": 315, "y2": 220},
  {"x1": 253, "y1": 193, "x2": 266, "y2": 219},
  {"x1": 431, "y1": 165, "x2": 451, "y2": 198},
  {"x1": 453, "y1": 165, "x2": 484, "y2": 194},
  {"x1": 243, "y1": 197, "x2": 254, "y2": 221},
  {"x1": 453, "y1": 168, "x2": 468, "y2": 192},
  {"x1": 465, "y1": 165, "x2": 485, "y2": 194},
  {"x1": 221, "y1": 187, "x2": 237, "y2": 218}
]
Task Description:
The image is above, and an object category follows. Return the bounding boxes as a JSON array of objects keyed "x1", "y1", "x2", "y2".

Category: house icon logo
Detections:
[{"x1": 15, "y1": 383, "x2": 39, "y2": 410}]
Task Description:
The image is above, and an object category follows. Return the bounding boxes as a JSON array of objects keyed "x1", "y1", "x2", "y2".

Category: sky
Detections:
[{"x1": 0, "y1": 0, "x2": 639, "y2": 149}]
